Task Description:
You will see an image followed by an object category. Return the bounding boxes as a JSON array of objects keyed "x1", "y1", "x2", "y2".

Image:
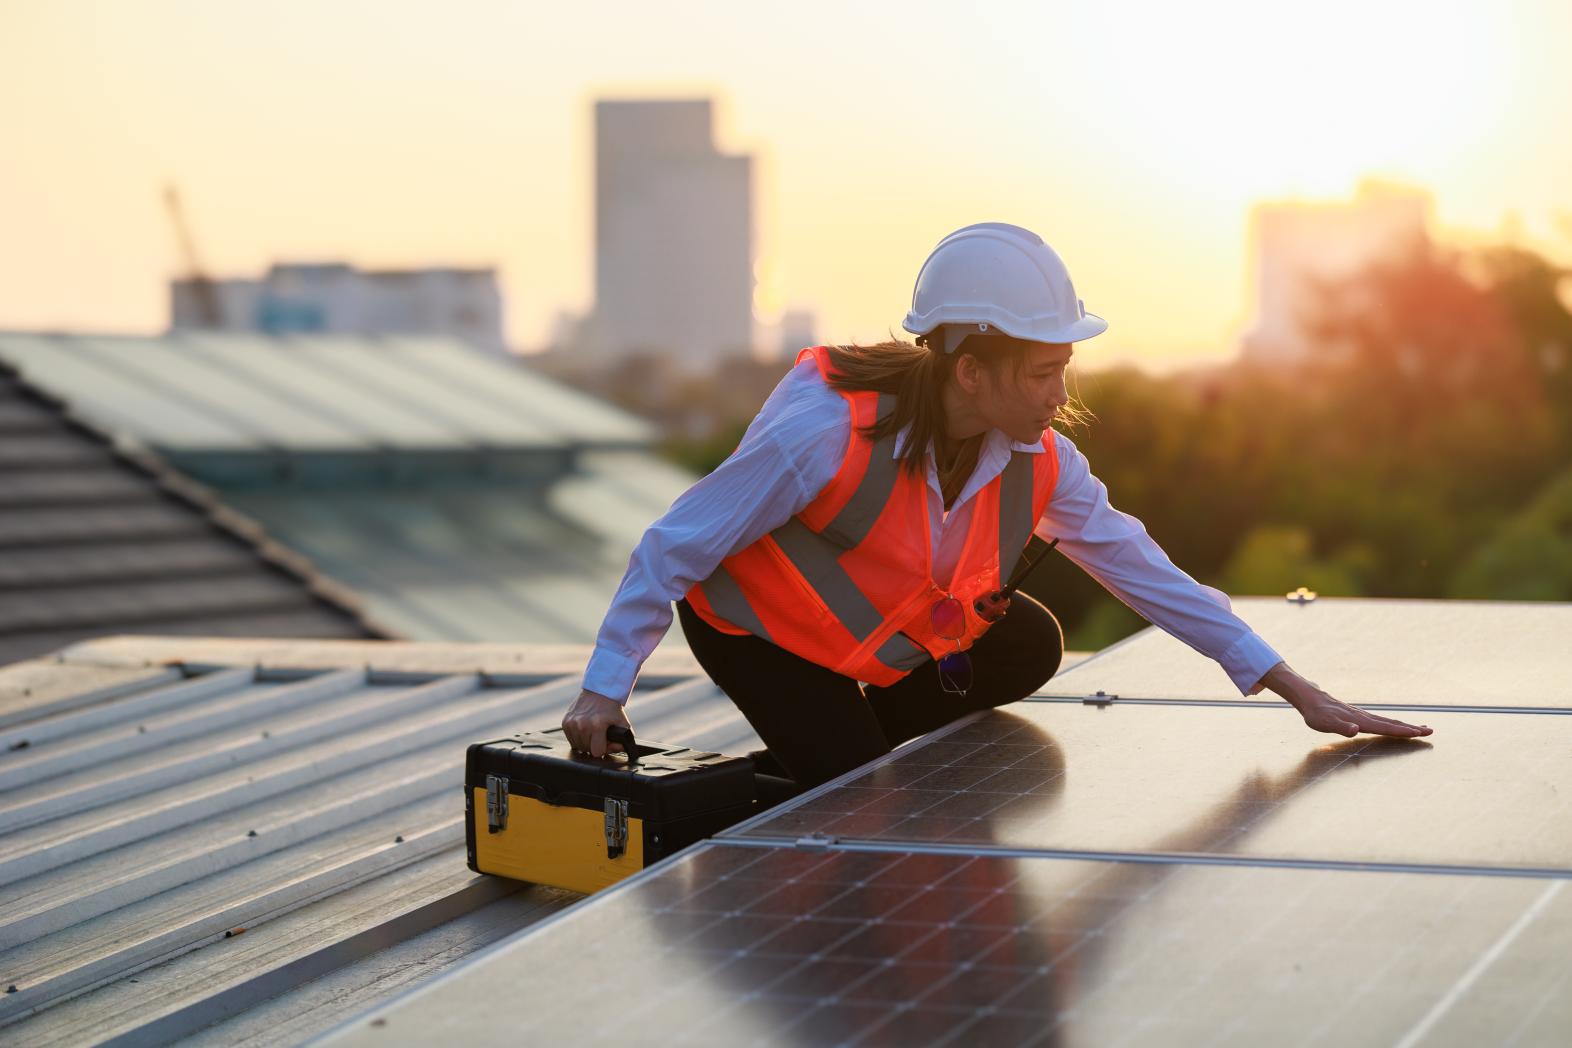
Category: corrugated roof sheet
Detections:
[
  {"x1": 0, "y1": 635, "x2": 762, "y2": 1046},
  {"x1": 0, "y1": 362, "x2": 393, "y2": 666}
]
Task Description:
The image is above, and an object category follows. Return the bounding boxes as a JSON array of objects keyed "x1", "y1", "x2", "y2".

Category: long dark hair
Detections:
[{"x1": 822, "y1": 334, "x2": 1093, "y2": 478}]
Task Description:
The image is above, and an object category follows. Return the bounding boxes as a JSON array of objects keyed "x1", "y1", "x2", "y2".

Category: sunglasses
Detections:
[{"x1": 930, "y1": 537, "x2": 1059, "y2": 698}]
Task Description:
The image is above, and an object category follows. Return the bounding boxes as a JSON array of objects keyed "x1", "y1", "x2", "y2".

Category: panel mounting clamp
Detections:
[{"x1": 793, "y1": 833, "x2": 839, "y2": 850}]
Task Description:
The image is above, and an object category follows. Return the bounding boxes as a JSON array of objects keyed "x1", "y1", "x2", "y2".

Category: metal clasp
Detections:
[
  {"x1": 604, "y1": 798, "x2": 629, "y2": 859},
  {"x1": 485, "y1": 774, "x2": 508, "y2": 833}
]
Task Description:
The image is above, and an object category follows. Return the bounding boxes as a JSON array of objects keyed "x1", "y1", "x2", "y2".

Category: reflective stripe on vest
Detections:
[
  {"x1": 818, "y1": 394, "x2": 901, "y2": 549},
  {"x1": 998, "y1": 449, "x2": 1038, "y2": 575},
  {"x1": 700, "y1": 563, "x2": 773, "y2": 643},
  {"x1": 697, "y1": 392, "x2": 934, "y2": 673}
]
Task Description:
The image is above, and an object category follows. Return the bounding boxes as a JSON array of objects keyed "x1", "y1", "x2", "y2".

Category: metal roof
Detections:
[
  {"x1": 0, "y1": 362, "x2": 392, "y2": 666},
  {"x1": 0, "y1": 634, "x2": 761, "y2": 1046},
  {"x1": 318, "y1": 596, "x2": 1572, "y2": 1047}
]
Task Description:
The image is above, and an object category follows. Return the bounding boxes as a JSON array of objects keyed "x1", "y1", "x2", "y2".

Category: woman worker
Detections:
[{"x1": 561, "y1": 222, "x2": 1433, "y2": 789}]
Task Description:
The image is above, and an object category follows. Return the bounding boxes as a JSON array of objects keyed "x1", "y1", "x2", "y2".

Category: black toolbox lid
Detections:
[{"x1": 465, "y1": 728, "x2": 754, "y2": 819}]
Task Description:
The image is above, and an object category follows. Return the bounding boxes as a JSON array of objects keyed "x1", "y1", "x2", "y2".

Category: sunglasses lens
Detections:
[
  {"x1": 931, "y1": 597, "x2": 966, "y2": 640},
  {"x1": 938, "y1": 651, "x2": 972, "y2": 694}
]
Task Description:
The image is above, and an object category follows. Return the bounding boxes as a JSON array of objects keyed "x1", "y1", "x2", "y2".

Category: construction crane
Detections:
[{"x1": 162, "y1": 183, "x2": 224, "y2": 328}]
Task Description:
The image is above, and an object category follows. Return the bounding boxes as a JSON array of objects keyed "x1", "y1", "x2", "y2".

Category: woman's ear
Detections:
[{"x1": 952, "y1": 353, "x2": 982, "y2": 395}]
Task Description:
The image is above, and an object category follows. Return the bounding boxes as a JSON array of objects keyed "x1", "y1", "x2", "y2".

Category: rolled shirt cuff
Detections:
[
  {"x1": 1219, "y1": 631, "x2": 1285, "y2": 696},
  {"x1": 582, "y1": 647, "x2": 640, "y2": 706}
]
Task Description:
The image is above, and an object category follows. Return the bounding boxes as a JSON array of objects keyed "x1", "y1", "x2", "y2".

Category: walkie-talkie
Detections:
[{"x1": 974, "y1": 537, "x2": 1061, "y2": 615}]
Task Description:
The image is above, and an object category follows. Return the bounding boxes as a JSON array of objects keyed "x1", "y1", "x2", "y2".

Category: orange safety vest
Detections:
[{"x1": 684, "y1": 345, "x2": 1060, "y2": 686}]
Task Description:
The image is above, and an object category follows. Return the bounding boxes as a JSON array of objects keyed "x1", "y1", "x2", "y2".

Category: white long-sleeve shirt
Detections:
[{"x1": 582, "y1": 357, "x2": 1283, "y2": 704}]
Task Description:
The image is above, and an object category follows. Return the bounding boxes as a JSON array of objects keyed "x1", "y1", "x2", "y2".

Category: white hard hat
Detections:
[{"x1": 902, "y1": 222, "x2": 1108, "y2": 354}]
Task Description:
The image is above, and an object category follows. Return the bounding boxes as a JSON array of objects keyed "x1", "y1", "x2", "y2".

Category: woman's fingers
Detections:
[
  {"x1": 1345, "y1": 705, "x2": 1432, "y2": 738},
  {"x1": 1302, "y1": 698, "x2": 1432, "y2": 738},
  {"x1": 563, "y1": 689, "x2": 635, "y2": 756}
]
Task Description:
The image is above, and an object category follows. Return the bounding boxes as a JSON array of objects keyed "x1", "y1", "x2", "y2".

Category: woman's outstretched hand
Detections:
[
  {"x1": 1251, "y1": 662, "x2": 1433, "y2": 739},
  {"x1": 562, "y1": 688, "x2": 633, "y2": 757}
]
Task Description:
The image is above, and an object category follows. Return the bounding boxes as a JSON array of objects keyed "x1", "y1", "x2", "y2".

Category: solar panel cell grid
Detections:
[{"x1": 348, "y1": 843, "x2": 1570, "y2": 1048}]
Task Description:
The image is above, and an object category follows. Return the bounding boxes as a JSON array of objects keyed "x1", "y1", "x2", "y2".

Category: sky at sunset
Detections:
[{"x1": 3, "y1": 0, "x2": 1570, "y2": 371}]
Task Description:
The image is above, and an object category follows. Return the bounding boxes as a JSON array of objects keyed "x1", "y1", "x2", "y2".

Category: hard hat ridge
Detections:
[{"x1": 903, "y1": 222, "x2": 1108, "y2": 353}]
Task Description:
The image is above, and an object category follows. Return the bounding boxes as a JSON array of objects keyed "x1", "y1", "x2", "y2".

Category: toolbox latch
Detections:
[
  {"x1": 486, "y1": 774, "x2": 509, "y2": 833},
  {"x1": 604, "y1": 797, "x2": 629, "y2": 859}
]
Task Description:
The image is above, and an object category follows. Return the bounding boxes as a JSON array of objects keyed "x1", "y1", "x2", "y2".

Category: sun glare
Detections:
[{"x1": 1062, "y1": 0, "x2": 1504, "y2": 198}]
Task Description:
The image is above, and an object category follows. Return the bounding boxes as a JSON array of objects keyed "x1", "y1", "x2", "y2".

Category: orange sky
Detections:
[{"x1": 2, "y1": 0, "x2": 1569, "y2": 371}]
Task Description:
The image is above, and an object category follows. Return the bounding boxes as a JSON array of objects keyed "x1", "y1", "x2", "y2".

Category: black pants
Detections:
[{"x1": 676, "y1": 594, "x2": 1064, "y2": 789}]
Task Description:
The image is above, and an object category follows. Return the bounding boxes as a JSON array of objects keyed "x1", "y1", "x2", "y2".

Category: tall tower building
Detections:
[
  {"x1": 590, "y1": 99, "x2": 755, "y2": 371},
  {"x1": 1240, "y1": 180, "x2": 1432, "y2": 365}
]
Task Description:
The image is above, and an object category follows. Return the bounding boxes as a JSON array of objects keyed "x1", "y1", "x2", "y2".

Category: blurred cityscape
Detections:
[{"x1": 4, "y1": 92, "x2": 1572, "y2": 666}]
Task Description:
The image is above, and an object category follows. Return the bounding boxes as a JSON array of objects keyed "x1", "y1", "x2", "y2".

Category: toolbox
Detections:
[{"x1": 465, "y1": 725, "x2": 756, "y2": 894}]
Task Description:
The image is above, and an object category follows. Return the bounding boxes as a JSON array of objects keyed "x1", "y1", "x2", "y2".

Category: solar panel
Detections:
[
  {"x1": 385, "y1": 337, "x2": 655, "y2": 446},
  {"x1": 726, "y1": 704, "x2": 1572, "y2": 873},
  {"x1": 176, "y1": 333, "x2": 469, "y2": 447},
  {"x1": 1042, "y1": 597, "x2": 1572, "y2": 710},
  {"x1": 319, "y1": 841, "x2": 1572, "y2": 1047},
  {"x1": 313, "y1": 598, "x2": 1572, "y2": 1045},
  {"x1": 286, "y1": 339, "x2": 564, "y2": 448},
  {"x1": 66, "y1": 337, "x2": 370, "y2": 449},
  {"x1": 0, "y1": 333, "x2": 252, "y2": 449}
]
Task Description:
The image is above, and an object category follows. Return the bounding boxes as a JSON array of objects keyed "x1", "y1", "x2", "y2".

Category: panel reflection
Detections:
[
  {"x1": 482, "y1": 844, "x2": 1571, "y2": 1048},
  {"x1": 739, "y1": 705, "x2": 1571, "y2": 873}
]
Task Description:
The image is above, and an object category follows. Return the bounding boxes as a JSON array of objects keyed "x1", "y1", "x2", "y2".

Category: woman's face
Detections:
[{"x1": 968, "y1": 341, "x2": 1075, "y2": 444}]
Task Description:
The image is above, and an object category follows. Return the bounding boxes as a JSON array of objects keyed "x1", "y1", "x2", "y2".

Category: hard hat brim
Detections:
[{"x1": 902, "y1": 310, "x2": 1109, "y2": 345}]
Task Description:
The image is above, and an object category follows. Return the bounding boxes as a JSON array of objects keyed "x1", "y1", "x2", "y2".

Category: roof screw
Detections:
[
  {"x1": 6, "y1": 985, "x2": 16, "y2": 993},
  {"x1": 394, "y1": 835, "x2": 404, "y2": 843},
  {"x1": 1286, "y1": 586, "x2": 1317, "y2": 604},
  {"x1": 247, "y1": 829, "x2": 258, "y2": 837}
]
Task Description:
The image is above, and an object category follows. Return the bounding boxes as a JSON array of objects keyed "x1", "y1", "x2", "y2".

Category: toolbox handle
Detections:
[{"x1": 606, "y1": 725, "x2": 655, "y2": 765}]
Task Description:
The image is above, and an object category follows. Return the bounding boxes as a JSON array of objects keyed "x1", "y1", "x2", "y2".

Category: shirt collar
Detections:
[{"x1": 892, "y1": 423, "x2": 1046, "y2": 459}]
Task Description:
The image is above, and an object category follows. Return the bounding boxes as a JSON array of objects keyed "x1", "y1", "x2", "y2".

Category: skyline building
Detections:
[
  {"x1": 1239, "y1": 180, "x2": 1433, "y2": 365},
  {"x1": 170, "y1": 262, "x2": 508, "y2": 355},
  {"x1": 588, "y1": 98, "x2": 755, "y2": 371}
]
